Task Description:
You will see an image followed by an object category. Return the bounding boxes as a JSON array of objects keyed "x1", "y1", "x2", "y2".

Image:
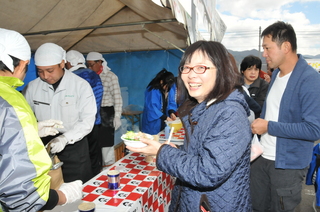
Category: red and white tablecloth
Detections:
[
  {"x1": 81, "y1": 152, "x2": 175, "y2": 212},
  {"x1": 158, "y1": 128, "x2": 185, "y2": 145}
]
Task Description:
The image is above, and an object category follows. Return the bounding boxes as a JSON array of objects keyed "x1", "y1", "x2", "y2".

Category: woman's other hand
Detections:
[
  {"x1": 170, "y1": 113, "x2": 177, "y2": 121},
  {"x1": 126, "y1": 138, "x2": 177, "y2": 155},
  {"x1": 126, "y1": 138, "x2": 162, "y2": 156}
]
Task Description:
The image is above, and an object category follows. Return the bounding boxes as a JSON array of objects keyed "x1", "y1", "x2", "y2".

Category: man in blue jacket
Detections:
[
  {"x1": 66, "y1": 50, "x2": 104, "y2": 175},
  {"x1": 251, "y1": 21, "x2": 320, "y2": 212}
]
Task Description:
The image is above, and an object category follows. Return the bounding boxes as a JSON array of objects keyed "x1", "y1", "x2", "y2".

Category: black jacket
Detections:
[{"x1": 247, "y1": 77, "x2": 269, "y2": 108}]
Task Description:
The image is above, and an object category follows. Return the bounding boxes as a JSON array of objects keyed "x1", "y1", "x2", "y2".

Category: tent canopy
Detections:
[{"x1": 1, "y1": 0, "x2": 189, "y2": 54}]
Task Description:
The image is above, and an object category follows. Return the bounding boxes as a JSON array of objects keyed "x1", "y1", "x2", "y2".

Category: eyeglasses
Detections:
[{"x1": 179, "y1": 65, "x2": 214, "y2": 74}]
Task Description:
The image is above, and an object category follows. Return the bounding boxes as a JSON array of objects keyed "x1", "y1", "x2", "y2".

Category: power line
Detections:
[
  {"x1": 224, "y1": 29, "x2": 320, "y2": 36},
  {"x1": 223, "y1": 33, "x2": 320, "y2": 39},
  {"x1": 222, "y1": 26, "x2": 320, "y2": 53}
]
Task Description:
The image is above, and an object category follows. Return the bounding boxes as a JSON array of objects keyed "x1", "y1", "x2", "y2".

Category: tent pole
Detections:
[
  {"x1": 141, "y1": 24, "x2": 185, "y2": 53},
  {"x1": 22, "y1": 19, "x2": 177, "y2": 36}
]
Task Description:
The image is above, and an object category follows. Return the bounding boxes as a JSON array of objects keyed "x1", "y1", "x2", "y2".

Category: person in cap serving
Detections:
[
  {"x1": 0, "y1": 28, "x2": 82, "y2": 211},
  {"x1": 23, "y1": 43, "x2": 96, "y2": 183},
  {"x1": 86, "y1": 52, "x2": 122, "y2": 168},
  {"x1": 66, "y1": 50, "x2": 104, "y2": 175}
]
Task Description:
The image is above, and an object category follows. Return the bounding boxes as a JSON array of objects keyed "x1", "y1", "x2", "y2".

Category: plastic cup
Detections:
[
  {"x1": 78, "y1": 202, "x2": 95, "y2": 212},
  {"x1": 168, "y1": 119, "x2": 182, "y2": 133},
  {"x1": 107, "y1": 170, "x2": 120, "y2": 189}
]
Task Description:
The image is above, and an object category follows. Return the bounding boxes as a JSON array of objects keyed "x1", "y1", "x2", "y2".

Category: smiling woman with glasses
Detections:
[
  {"x1": 179, "y1": 65, "x2": 214, "y2": 74},
  {"x1": 126, "y1": 41, "x2": 252, "y2": 212}
]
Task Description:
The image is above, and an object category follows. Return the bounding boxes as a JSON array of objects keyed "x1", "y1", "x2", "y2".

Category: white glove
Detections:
[
  {"x1": 50, "y1": 135, "x2": 68, "y2": 153},
  {"x1": 38, "y1": 119, "x2": 64, "y2": 137},
  {"x1": 113, "y1": 116, "x2": 122, "y2": 130},
  {"x1": 58, "y1": 180, "x2": 83, "y2": 205}
]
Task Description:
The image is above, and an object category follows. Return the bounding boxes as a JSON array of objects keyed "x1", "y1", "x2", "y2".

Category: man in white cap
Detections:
[
  {"x1": 0, "y1": 28, "x2": 82, "y2": 211},
  {"x1": 86, "y1": 52, "x2": 122, "y2": 168},
  {"x1": 23, "y1": 43, "x2": 96, "y2": 183},
  {"x1": 66, "y1": 50, "x2": 103, "y2": 175}
]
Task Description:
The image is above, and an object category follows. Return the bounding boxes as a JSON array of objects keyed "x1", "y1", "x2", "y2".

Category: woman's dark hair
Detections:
[
  {"x1": 147, "y1": 68, "x2": 175, "y2": 92},
  {"x1": 261, "y1": 21, "x2": 297, "y2": 53},
  {"x1": 240, "y1": 55, "x2": 262, "y2": 72},
  {"x1": 0, "y1": 55, "x2": 20, "y2": 72},
  {"x1": 177, "y1": 41, "x2": 242, "y2": 105}
]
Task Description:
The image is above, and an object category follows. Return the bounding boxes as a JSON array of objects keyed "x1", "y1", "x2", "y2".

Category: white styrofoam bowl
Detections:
[{"x1": 121, "y1": 133, "x2": 153, "y2": 148}]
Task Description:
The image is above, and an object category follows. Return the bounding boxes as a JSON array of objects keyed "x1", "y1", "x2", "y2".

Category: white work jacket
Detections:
[{"x1": 23, "y1": 70, "x2": 96, "y2": 144}]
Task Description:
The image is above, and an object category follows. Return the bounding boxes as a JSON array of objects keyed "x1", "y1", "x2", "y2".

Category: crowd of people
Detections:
[{"x1": 1, "y1": 20, "x2": 320, "y2": 212}]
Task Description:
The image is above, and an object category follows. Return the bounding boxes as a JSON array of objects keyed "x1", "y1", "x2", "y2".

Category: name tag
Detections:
[{"x1": 33, "y1": 100, "x2": 50, "y2": 105}]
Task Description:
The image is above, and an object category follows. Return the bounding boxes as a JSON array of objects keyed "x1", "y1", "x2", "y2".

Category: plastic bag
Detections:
[
  {"x1": 250, "y1": 134, "x2": 264, "y2": 162},
  {"x1": 199, "y1": 194, "x2": 211, "y2": 212},
  {"x1": 46, "y1": 142, "x2": 64, "y2": 190}
]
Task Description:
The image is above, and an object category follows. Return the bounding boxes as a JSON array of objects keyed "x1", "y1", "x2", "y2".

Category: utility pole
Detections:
[{"x1": 259, "y1": 26, "x2": 261, "y2": 59}]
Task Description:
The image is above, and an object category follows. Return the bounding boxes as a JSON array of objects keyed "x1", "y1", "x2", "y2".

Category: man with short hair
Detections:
[
  {"x1": 66, "y1": 50, "x2": 103, "y2": 175},
  {"x1": 23, "y1": 43, "x2": 96, "y2": 183},
  {"x1": 86, "y1": 52, "x2": 122, "y2": 168},
  {"x1": 0, "y1": 28, "x2": 82, "y2": 211},
  {"x1": 251, "y1": 21, "x2": 320, "y2": 212}
]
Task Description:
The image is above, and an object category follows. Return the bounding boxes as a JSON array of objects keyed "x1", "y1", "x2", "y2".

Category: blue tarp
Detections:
[{"x1": 19, "y1": 49, "x2": 183, "y2": 109}]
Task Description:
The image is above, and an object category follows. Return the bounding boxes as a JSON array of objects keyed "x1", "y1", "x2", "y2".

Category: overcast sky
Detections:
[{"x1": 216, "y1": 0, "x2": 320, "y2": 56}]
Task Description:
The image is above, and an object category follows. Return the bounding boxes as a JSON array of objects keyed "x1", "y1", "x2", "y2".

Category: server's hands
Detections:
[
  {"x1": 38, "y1": 119, "x2": 63, "y2": 137},
  {"x1": 113, "y1": 116, "x2": 122, "y2": 130},
  {"x1": 50, "y1": 135, "x2": 68, "y2": 153}
]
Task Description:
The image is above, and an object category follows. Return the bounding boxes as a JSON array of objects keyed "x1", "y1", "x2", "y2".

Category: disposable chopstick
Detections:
[{"x1": 166, "y1": 127, "x2": 174, "y2": 144}]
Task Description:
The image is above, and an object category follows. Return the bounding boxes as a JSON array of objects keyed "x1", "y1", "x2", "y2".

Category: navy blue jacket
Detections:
[
  {"x1": 306, "y1": 143, "x2": 320, "y2": 206},
  {"x1": 73, "y1": 68, "x2": 103, "y2": 125},
  {"x1": 261, "y1": 55, "x2": 320, "y2": 169},
  {"x1": 156, "y1": 90, "x2": 252, "y2": 211}
]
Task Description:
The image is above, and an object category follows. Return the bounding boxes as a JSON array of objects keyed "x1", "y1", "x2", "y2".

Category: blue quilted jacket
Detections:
[
  {"x1": 73, "y1": 68, "x2": 103, "y2": 125},
  {"x1": 156, "y1": 90, "x2": 252, "y2": 212}
]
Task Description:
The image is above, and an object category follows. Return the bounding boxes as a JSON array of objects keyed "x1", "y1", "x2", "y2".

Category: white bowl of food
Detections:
[{"x1": 121, "y1": 131, "x2": 153, "y2": 148}]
